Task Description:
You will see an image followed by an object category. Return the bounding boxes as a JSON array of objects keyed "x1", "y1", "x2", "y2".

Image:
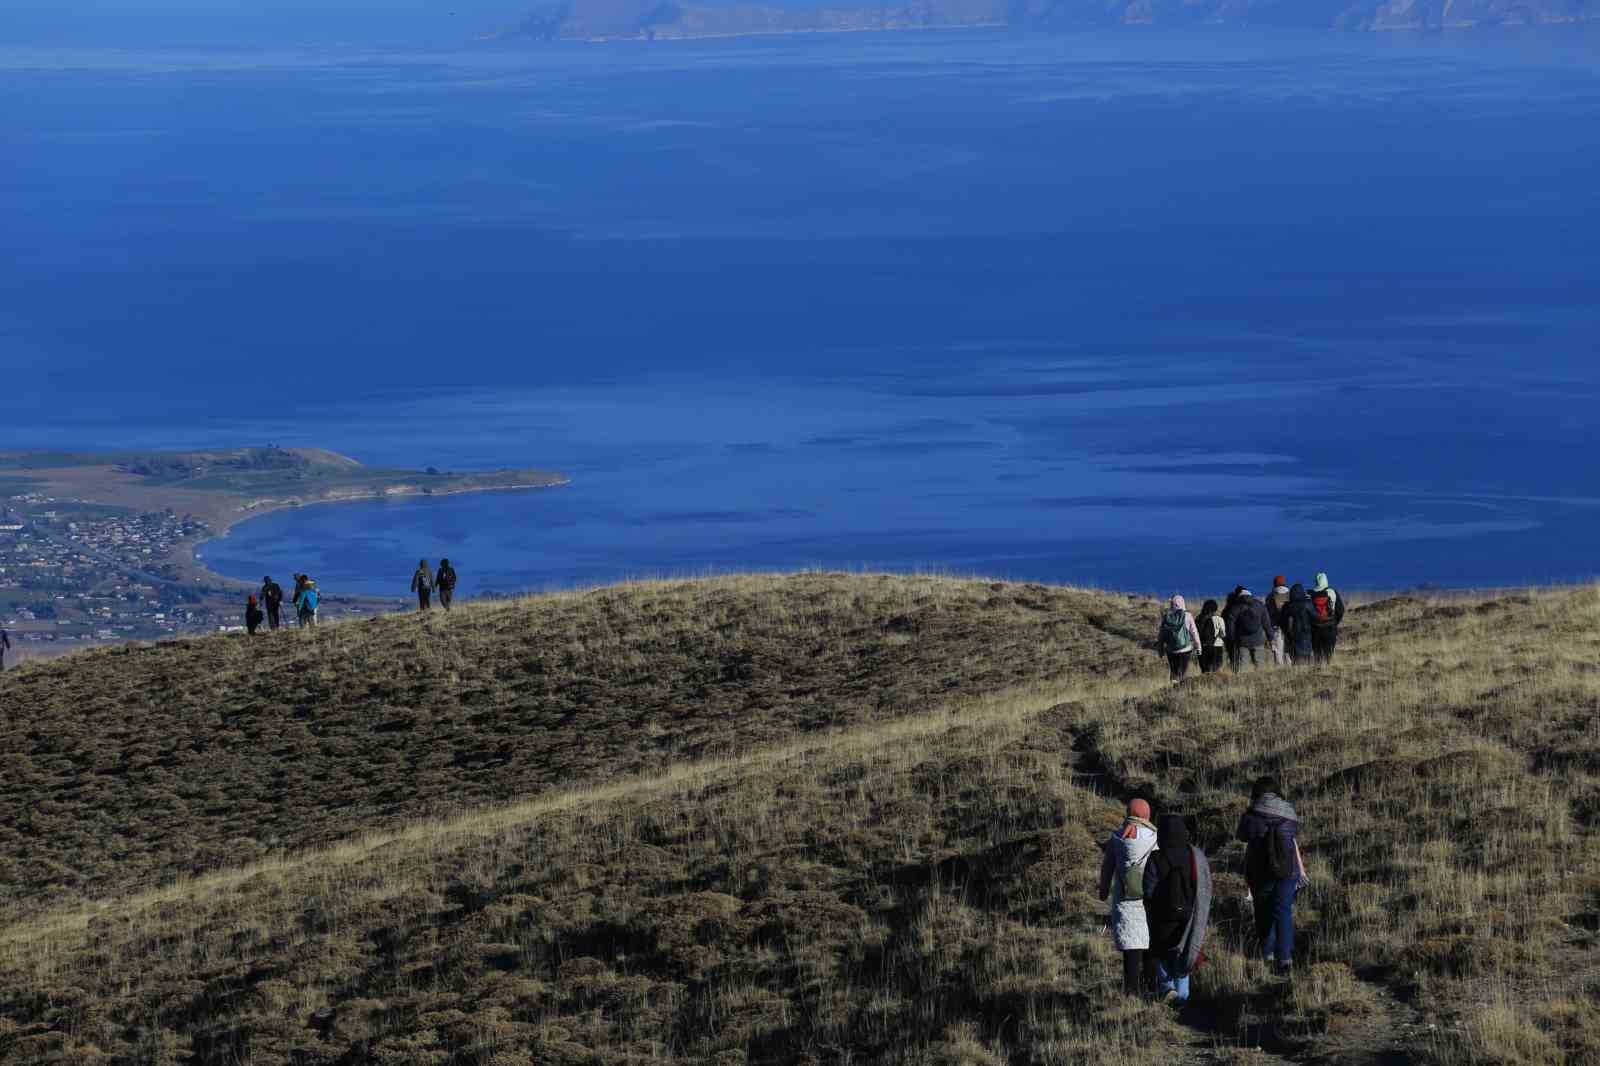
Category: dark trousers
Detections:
[
  {"x1": 1167, "y1": 652, "x2": 1191, "y2": 682},
  {"x1": 265, "y1": 604, "x2": 280, "y2": 630},
  {"x1": 1198, "y1": 646, "x2": 1225, "y2": 673},
  {"x1": 1311, "y1": 626, "x2": 1338, "y2": 664},
  {"x1": 439, "y1": 586, "x2": 453, "y2": 610},
  {"x1": 1252, "y1": 878, "x2": 1297, "y2": 965},
  {"x1": 1122, "y1": 949, "x2": 1159, "y2": 995},
  {"x1": 417, "y1": 589, "x2": 431, "y2": 610}
]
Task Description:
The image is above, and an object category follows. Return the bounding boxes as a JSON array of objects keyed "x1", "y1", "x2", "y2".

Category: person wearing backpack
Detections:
[
  {"x1": 1143, "y1": 813, "x2": 1213, "y2": 1005},
  {"x1": 1156, "y1": 595, "x2": 1203, "y2": 684},
  {"x1": 436, "y1": 558, "x2": 458, "y2": 611},
  {"x1": 1281, "y1": 583, "x2": 1316, "y2": 665},
  {"x1": 245, "y1": 594, "x2": 264, "y2": 636},
  {"x1": 1196, "y1": 599, "x2": 1227, "y2": 674},
  {"x1": 298, "y1": 579, "x2": 320, "y2": 628},
  {"x1": 1266, "y1": 576, "x2": 1291, "y2": 666},
  {"x1": 1098, "y1": 798, "x2": 1160, "y2": 995},
  {"x1": 1236, "y1": 777, "x2": 1307, "y2": 975},
  {"x1": 260, "y1": 575, "x2": 285, "y2": 631},
  {"x1": 1307, "y1": 573, "x2": 1346, "y2": 664},
  {"x1": 291, "y1": 574, "x2": 308, "y2": 627},
  {"x1": 411, "y1": 559, "x2": 434, "y2": 611},
  {"x1": 1224, "y1": 586, "x2": 1276, "y2": 672}
]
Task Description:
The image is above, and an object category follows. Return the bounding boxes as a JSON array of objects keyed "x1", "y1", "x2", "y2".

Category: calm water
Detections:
[{"x1": 6, "y1": 28, "x2": 1600, "y2": 597}]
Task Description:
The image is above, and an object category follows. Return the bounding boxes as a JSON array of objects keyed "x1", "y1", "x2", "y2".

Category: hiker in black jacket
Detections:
[
  {"x1": 436, "y1": 558, "x2": 457, "y2": 611},
  {"x1": 260, "y1": 576, "x2": 284, "y2": 631},
  {"x1": 1307, "y1": 572, "x2": 1346, "y2": 664},
  {"x1": 1281, "y1": 583, "x2": 1315, "y2": 664},
  {"x1": 0, "y1": 627, "x2": 10, "y2": 671},
  {"x1": 1223, "y1": 586, "x2": 1276, "y2": 672}
]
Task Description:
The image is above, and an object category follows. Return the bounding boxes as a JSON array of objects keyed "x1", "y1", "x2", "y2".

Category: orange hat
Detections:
[
  {"x1": 1128, "y1": 798, "x2": 1151, "y2": 820},
  {"x1": 248, "y1": 594, "x2": 257, "y2": 604}
]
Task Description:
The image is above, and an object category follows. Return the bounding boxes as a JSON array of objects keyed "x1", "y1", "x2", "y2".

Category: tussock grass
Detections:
[{"x1": 0, "y1": 576, "x2": 1596, "y2": 1065}]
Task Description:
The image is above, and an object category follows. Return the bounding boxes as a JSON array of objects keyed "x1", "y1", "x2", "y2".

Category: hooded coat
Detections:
[
  {"x1": 1282, "y1": 583, "x2": 1315, "y2": 660},
  {"x1": 1224, "y1": 590, "x2": 1276, "y2": 649},
  {"x1": 1144, "y1": 815, "x2": 1212, "y2": 974},
  {"x1": 1099, "y1": 817, "x2": 1157, "y2": 950},
  {"x1": 1158, "y1": 595, "x2": 1203, "y2": 656}
]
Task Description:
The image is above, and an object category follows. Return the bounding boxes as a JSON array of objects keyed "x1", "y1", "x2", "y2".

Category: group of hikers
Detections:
[
  {"x1": 1099, "y1": 777, "x2": 1307, "y2": 1002},
  {"x1": 244, "y1": 574, "x2": 321, "y2": 634},
  {"x1": 1156, "y1": 573, "x2": 1346, "y2": 682},
  {"x1": 242, "y1": 560, "x2": 459, "y2": 633}
]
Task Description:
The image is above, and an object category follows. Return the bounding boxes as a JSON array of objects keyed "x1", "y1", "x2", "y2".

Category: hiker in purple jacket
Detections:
[{"x1": 1236, "y1": 776, "x2": 1308, "y2": 975}]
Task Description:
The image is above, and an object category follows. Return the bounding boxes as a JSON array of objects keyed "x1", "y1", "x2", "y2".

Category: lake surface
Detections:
[{"x1": 6, "y1": 27, "x2": 1599, "y2": 597}]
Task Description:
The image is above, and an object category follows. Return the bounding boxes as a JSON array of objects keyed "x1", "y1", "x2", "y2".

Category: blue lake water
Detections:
[{"x1": 6, "y1": 28, "x2": 1599, "y2": 597}]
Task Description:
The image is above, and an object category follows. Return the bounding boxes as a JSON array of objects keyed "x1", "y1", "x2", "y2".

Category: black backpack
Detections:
[{"x1": 1249, "y1": 825, "x2": 1294, "y2": 882}]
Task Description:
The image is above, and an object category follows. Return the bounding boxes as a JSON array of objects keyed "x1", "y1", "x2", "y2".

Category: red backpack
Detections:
[{"x1": 1310, "y1": 589, "x2": 1337, "y2": 626}]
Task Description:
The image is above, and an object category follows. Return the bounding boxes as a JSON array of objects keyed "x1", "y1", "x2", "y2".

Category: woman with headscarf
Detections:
[
  {"x1": 1156, "y1": 595, "x2": 1203, "y2": 684},
  {"x1": 1143, "y1": 813, "x2": 1212, "y2": 1005},
  {"x1": 1097, "y1": 798, "x2": 1160, "y2": 995},
  {"x1": 1195, "y1": 599, "x2": 1227, "y2": 674}
]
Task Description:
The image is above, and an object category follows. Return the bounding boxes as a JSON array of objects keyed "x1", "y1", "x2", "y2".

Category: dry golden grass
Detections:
[{"x1": 0, "y1": 575, "x2": 1596, "y2": 1065}]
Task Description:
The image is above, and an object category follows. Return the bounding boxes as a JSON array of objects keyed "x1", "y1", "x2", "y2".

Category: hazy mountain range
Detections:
[{"x1": 497, "y1": 0, "x2": 1598, "y2": 40}]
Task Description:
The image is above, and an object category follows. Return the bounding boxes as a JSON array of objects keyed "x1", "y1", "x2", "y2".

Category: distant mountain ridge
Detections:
[{"x1": 498, "y1": 0, "x2": 1597, "y2": 39}]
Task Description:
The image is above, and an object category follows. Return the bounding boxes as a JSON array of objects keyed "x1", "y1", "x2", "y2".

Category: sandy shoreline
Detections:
[{"x1": 186, "y1": 478, "x2": 573, "y2": 589}]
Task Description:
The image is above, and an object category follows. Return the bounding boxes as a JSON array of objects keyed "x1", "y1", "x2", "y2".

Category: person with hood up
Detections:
[
  {"x1": 1235, "y1": 777, "x2": 1308, "y2": 974},
  {"x1": 1143, "y1": 813, "x2": 1213, "y2": 1005},
  {"x1": 260, "y1": 575, "x2": 284, "y2": 631},
  {"x1": 1196, "y1": 599, "x2": 1227, "y2": 674},
  {"x1": 1098, "y1": 798, "x2": 1161, "y2": 995},
  {"x1": 411, "y1": 559, "x2": 434, "y2": 611},
  {"x1": 1156, "y1": 595, "x2": 1203, "y2": 684},
  {"x1": 1281, "y1": 583, "x2": 1315, "y2": 665},
  {"x1": 245, "y1": 594, "x2": 264, "y2": 636},
  {"x1": 435, "y1": 557, "x2": 457, "y2": 611},
  {"x1": 1266, "y1": 576, "x2": 1291, "y2": 666},
  {"x1": 291, "y1": 574, "x2": 309, "y2": 627},
  {"x1": 1307, "y1": 573, "x2": 1346, "y2": 664},
  {"x1": 1223, "y1": 586, "x2": 1276, "y2": 672},
  {"x1": 1221, "y1": 586, "x2": 1245, "y2": 665}
]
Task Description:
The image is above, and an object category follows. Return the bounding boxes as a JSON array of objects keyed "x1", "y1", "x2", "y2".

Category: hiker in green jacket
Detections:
[{"x1": 1156, "y1": 595, "x2": 1203, "y2": 684}]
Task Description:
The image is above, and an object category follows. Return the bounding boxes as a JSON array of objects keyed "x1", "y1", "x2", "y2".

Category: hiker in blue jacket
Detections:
[
  {"x1": 1281, "y1": 583, "x2": 1316, "y2": 665},
  {"x1": 0, "y1": 626, "x2": 10, "y2": 671},
  {"x1": 1236, "y1": 776, "x2": 1308, "y2": 974},
  {"x1": 1224, "y1": 587, "x2": 1276, "y2": 672}
]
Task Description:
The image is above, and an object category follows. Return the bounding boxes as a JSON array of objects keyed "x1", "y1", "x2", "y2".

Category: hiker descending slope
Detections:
[
  {"x1": 436, "y1": 557, "x2": 457, "y2": 611},
  {"x1": 1281, "y1": 583, "x2": 1315, "y2": 665},
  {"x1": 1156, "y1": 595, "x2": 1203, "y2": 684},
  {"x1": 411, "y1": 559, "x2": 434, "y2": 611},
  {"x1": 295, "y1": 577, "x2": 320, "y2": 628},
  {"x1": 1266, "y1": 576, "x2": 1291, "y2": 665},
  {"x1": 1143, "y1": 814, "x2": 1212, "y2": 1005},
  {"x1": 1224, "y1": 586, "x2": 1276, "y2": 672},
  {"x1": 0, "y1": 626, "x2": 10, "y2": 671},
  {"x1": 1195, "y1": 599, "x2": 1227, "y2": 674},
  {"x1": 1098, "y1": 798, "x2": 1160, "y2": 996},
  {"x1": 245, "y1": 595, "x2": 264, "y2": 636},
  {"x1": 1236, "y1": 777, "x2": 1308, "y2": 975},
  {"x1": 260, "y1": 575, "x2": 284, "y2": 631},
  {"x1": 1307, "y1": 573, "x2": 1346, "y2": 664}
]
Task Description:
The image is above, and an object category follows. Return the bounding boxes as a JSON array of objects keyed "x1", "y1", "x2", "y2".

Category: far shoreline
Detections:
[{"x1": 187, "y1": 477, "x2": 573, "y2": 590}]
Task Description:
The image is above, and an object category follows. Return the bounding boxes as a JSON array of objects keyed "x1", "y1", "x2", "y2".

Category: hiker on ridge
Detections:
[
  {"x1": 1156, "y1": 595, "x2": 1202, "y2": 684},
  {"x1": 245, "y1": 594, "x2": 264, "y2": 636},
  {"x1": 295, "y1": 576, "x2": 320, "y2": 628},
  {"x1": 1221, "y1": 586, "x2": 1245, "y2": 665},
  {"x1": 1307, "y1": 573, "x2": 1346, "y2": 664},
  {"x1": 291, "y1": 574, "x2": 308, "y2": 627},
  {"x1": 411, "y1": 559, "x2": 434, "y2": 611},
  {"x1": 1266, "y1": 576, "x2": 1291, "y2": 666},
  {"x1": 1281, "y1": 583, "x2": 1315, "y2": 665},
  {"x1": 1195, "y1": 599, "x2": 1228, "y2": 675},
  {"x1": 0, "y1": 626, "x2": 10, "y2": 671},
  {"x1": 435, "y1": 557, "x2": 457, "y2": 611},
  {"x1": 260, "y1": 575, "x2": 284, "y2": 631},
  {"x1": 1143, "y1": 813, "x2": 1212, "y2": 1005},
  {"x1": 1098, "y1": 798, "x2": 1160, "y2": 996},
  {"x1": 1236, "y1": 777, "x2": 1307, "y2": 976},
  {"x1": 1223, "y1": 586, "x2": 1275, "y2": 672}
]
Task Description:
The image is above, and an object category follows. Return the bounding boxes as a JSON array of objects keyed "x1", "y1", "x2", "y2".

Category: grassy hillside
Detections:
[{"x1": 0, "y1": 575, "x2": 1595, "y2": 1065}]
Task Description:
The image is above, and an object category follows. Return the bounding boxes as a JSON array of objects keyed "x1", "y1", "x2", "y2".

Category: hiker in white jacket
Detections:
[{"x1": 1098, "y1": 797, "x2": 1160, "y2": 995}]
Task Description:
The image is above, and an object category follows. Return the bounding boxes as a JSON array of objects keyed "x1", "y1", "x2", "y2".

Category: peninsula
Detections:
[{"x1": 0, "y1": 447, "x2": 566, "y2": 649}]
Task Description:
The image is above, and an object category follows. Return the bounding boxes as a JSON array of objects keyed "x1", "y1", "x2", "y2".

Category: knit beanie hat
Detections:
[
  {"x1": 1128, "y1": 798, "x2": 1151, "y2": 820},
  {"x1": 1273, "y1": 575, "x2": 1286, "y2": 588}
]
